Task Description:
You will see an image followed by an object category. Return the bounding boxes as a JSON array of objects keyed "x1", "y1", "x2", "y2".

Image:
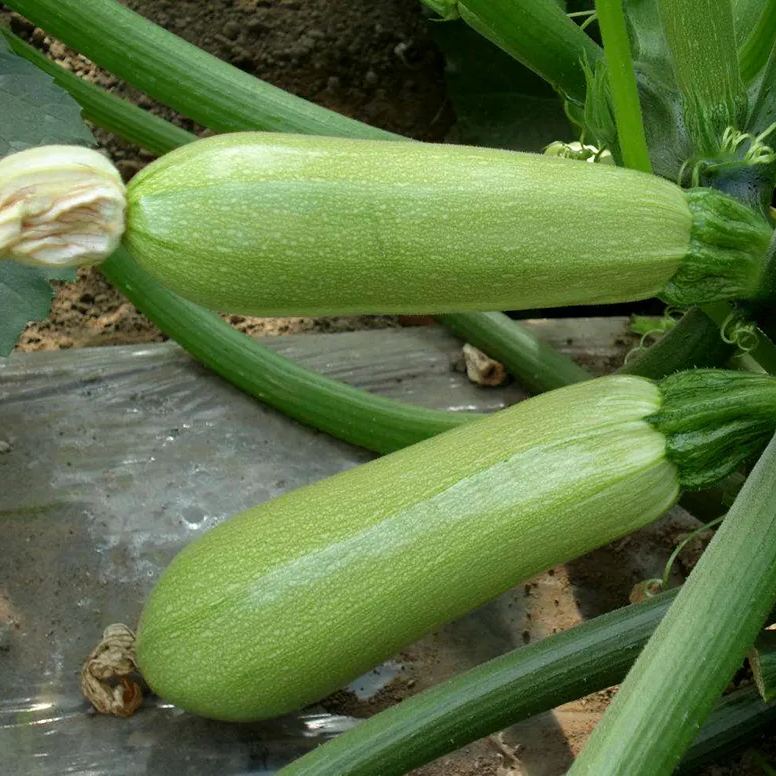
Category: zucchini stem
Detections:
[
  {"x1": 595, "y1": 0, "x2": 653, "y2": 173},
  {"x1": 1, "y1": 0, "x2": 396, "y2": 140},
  {"x1": 435, "y1": 312, "x2": 590, "y2": 393},
  {"x1": 426, "y1": 0, "x2": 603, "y2": 104},
  {"x1": 568, "y1": 429, "x2": 776, "y2": 775},
  {"x1": 101, "y1": 249, "x2": 480, "y2": 455}
]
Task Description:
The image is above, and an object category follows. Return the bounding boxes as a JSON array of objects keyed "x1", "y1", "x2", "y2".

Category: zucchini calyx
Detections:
[
  {"x1": 651, "y1": 369, "x2": 776, "y2": 489},
  {"x1": 0, "y1": 145, "x2": 126, "y2": 268},
  {"x1": 661, "y1": 189, "x2": 773, "y2": 308}
]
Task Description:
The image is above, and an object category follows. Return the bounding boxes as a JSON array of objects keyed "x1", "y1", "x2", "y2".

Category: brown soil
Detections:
[{"x1": 3, "y1": 0, "x2": 452, "y2": 351}]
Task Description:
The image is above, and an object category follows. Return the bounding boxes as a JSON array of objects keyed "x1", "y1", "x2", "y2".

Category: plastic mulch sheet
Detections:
[{"x1": 1, "y1": 323, "x2": 693, "y2": 775}]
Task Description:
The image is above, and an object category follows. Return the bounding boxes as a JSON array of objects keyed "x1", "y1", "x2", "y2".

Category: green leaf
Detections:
[
  {"x1": 432, "y1": 21, "x2": 572, "y2": 152},
  {"x1": 0, "y1": 35, "x2": 93, "y2": 155},
  {"x1": 0, "y1": 262, "x2": 74, "y2": 355},
  {"x1": 0, "y1": 33, "x2": 90, "y2": 356}
]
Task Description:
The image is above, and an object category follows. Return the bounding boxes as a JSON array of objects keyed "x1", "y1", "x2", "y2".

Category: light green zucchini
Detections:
[
  {"x1": 135, "y1": 369, "x2": 776, "y2": 721},
  {"x1": 121, "y1": 132, "x2": 772, "y2": 316}
]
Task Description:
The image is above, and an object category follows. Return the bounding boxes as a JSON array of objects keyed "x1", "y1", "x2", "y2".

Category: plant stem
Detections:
[
  {"x1": 0, "y1": 29, "x2": 193, "y2": 156},
  {"x1": 594, "y1": 0, "x2": 652, "y2": 173},
  {"x1": 568, "y1": 430, "x2": 776, "y2": 775},
  {"x1": 618, "y1": 306, "x2": 733, "y2": 379},
  {"x1": 101, "y1": 249, "x2": 479, "y2": 454},
  {"x1": 658, "y1": 0, "x2": 747, "y2": 153},
  {"x1": 3, "y1": 0, "x2": 396, "y2": 140},
  {"x1": 279, "y1": 591, "x2": 677, "y2": 776},
  {"x1": 702, "y1": 301, "x2": 776, "y2": 377},
  {"x1": 280, "y1": 587, "x2": 776, "y2": 776},
  {"x1": 450, "y1": 0, "x2": 603, "y2": 104},
  {"x1": 435, "y1": 312, "x2": 590, "y2": 392},
  {"x1": 677, "y1": 686, "x2": 776, "y2": 773},
  {"x1": 749, "y1": 630, "x2": 776, "y2": 702},
  {"x1": 738, "y1": 0, "x2": 776, "y2": 83}
]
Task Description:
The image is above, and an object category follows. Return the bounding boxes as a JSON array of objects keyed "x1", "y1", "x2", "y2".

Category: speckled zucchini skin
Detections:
[
  {"x1": 123, "y1": 132, "x2": 697, "y2": 315},
  {"x1": 136, "y1": 375, "x2": 678, "y2": 721}
]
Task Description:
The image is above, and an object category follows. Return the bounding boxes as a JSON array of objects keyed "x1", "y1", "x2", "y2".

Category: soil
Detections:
[{"x1": 3, "y1": 0, "x2": 452, "y2": 351}]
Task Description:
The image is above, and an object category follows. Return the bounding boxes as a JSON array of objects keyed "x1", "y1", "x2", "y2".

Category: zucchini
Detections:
[
  {"x1": 135, "y1": 369, "x2": 776, "y2": 721},
  {"x1": 121, "y1": 133, "x2": 771, "y2": 315}
]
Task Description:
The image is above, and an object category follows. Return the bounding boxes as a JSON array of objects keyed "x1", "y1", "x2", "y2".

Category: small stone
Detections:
[{"x1": 0, "y1": 441, "x2": 11, "y2": 454}]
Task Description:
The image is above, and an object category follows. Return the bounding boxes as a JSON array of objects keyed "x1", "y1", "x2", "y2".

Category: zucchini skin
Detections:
[
  {"x1": 124, "y1": 132, "x2": 694, "y2": 316},
  {"x1": 136, "y1": 376, "x2": 678, "y2": 721}
]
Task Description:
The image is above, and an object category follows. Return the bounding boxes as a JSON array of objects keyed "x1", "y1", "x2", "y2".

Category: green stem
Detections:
[
  {"x1": 618, "y1": 306, "x2": 734, "y2": 379},
  {"x1": 435, "y1": 312, "x2": 590, "y2": 393},
  {"x1": 101, "y1": 249, "x2": 480, "y2": 454},
  {"x1": 1, "y1": 29, "x2": 193, "y2": 156},
  {"x1": 3, "y1": 0, "x2": 396, "y2": 140},
  {"x1": 703, "y1": 301, "x2": 776, "y2": 377},
  {"x1": 749, "y1": 630, "x2": 776, "y2": 702},
  {"x1": 568, "y1": 430, "x2": 776, "y2": 775},
  {"x1": 594, "y1": 0, "x2": 652, "y2": 173},
  {"x1": 677, "y1": 686, "x2": 776, "y2": 773},
  {"x1": 658, "y1": 0, "x2": 748, "y2": 153},
  {"x1": 279, "y1": 591, "x2": 678, "y2": 776},
  {"x1": 738, "y1": 0, "x2": 776, "y2": 83},
  {"x1": 280, "y1": 588, "x2": 776, "y2": 776},
  {"x1": 448, "y1": 0, "x2": 603, "y2": 104}
]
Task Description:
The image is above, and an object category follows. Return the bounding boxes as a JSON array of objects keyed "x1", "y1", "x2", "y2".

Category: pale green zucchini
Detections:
[
  {"x1": 122, "y1": 133, "x2": 772, "y2": 316},
  {"x1": 135, "y1": 369, "x2": 776, "y2": 721}
]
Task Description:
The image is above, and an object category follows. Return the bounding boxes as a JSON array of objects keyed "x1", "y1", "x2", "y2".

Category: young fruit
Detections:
[
  {"x1": 121, "y1": 133, "x2": 772, "y2": 315},
  {"x1": 135, "y1": 369, "x2": 776, "y2": 721}
]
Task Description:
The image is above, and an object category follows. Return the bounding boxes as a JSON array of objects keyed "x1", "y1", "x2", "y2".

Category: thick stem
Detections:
[
  {"x1": 658, "y1": 0, "x2": 748, "y2": 153},
  {"x1": 280, "y1": 588, "x2": 776, "y2": 776},
  {"x1": 594, "y1": 0, "x2": 652, "y2": 173},
  {"x1": 452, "y1": 0, "x2": 603, "y2": 104},
  {"x1": 280, "y1": 591, "x2": 677, "y2": 776},
  {"x1": 101, "y1": 248, "x2": 479, "y2": 454},
  {"x1": 568, "y1": 430, "x2": 776, "y2": 775},
  {"x1": 734, "y1": 0, "x2": 768, "y2": 44},
  {"x1": 1, "y1": 29, "x2": 193, "y2": 156},
  {"x1": 435, "y1": 312, "x2": 589, "y2": 393},
  {"x1": 619, "y1": 306, "x2": 734, "y2": 379},
  {"x1": 749, "y1": 631, "x2": 776, "y2": 702},
  {"x1": 3, "y1": 0, "x2": 396, "y2": 140},
  {"x1": 677, "y1": 685, "x2": 776, "y2": 773}
]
